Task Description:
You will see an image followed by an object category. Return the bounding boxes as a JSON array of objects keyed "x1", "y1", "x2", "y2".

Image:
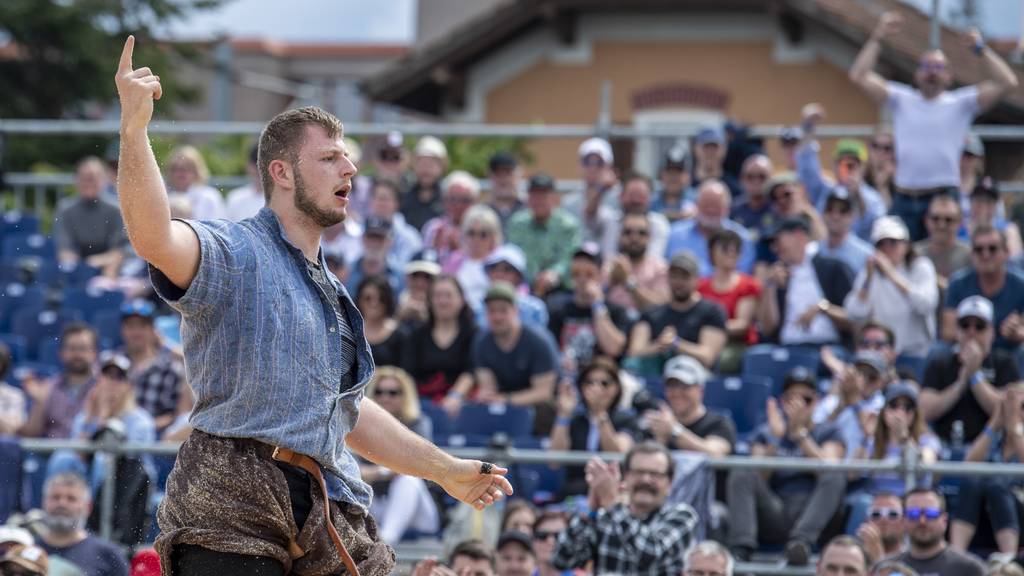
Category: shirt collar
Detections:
[{"x1": 254, "y1": 207, "x2": 341, "y2": 291}]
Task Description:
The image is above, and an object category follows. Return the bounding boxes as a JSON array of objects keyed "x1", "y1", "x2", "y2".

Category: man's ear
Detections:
[{"x1": 268, "y1": 158, "x2": 293, "y2": 192}]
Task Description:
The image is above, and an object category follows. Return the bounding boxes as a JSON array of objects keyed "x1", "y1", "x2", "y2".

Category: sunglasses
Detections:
[
  {"x1": 825, "y1": 203, "x2": 852, "y2": 215},
  {"x1": 582, "y1": 378, "x2": 613, "y2": 388},
  {"x1": 869, "y1": 507, "x2": 903, "y2": 521},
  {"x1": 958, "y1": 318, "x2": 988, "y2": 332},
  {"x1": 490, "y1": 263, "x2": 518, "y2": 274},
  {"x1": 581, "y1": 157, "x2": 606, "y2": 168},
  {"x1": 785, "y1": 393, "x2": 816, "y2": 405},
  {"x1": 905, "y1": 506, "x2": 942, "y2": 521},
  {"x1": 374, "y1": 388, "x2": 402, "y2": 398},
  {"x1": 622, "y1": 228, "x2": 650, "y2": 237},
  {"x1": 887, "y1": 399, "x2": 915, "y2": 412},
  {"x1": 871, "y1": 142, "x2": 894, "y2": 153},
  {"x1": 466, "y1": 229, "x2": 492, "y2": 238},
  {"x1": 379, "y1": 152, "x2": 401, "y2": 163},
  {"x1": 973, "y1": 244, "x2": 1001, "y2": 256},
  {"x1": 533, "y1": 530, "x2": 559, "y2": 541},
  {"x1": 919, "y1": 62, "x2": 947, "y2": 73},
  {"x1": 860, "y1": 338, "x2": 891, "y2": 350},
  {"x1": 928, "y1": 215, "x2": 957, "y2": 226}
]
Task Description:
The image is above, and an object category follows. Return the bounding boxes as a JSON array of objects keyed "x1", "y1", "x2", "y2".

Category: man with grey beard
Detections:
[{"x1": 36, "y1": 473, "x2": 127, "y2": 576}]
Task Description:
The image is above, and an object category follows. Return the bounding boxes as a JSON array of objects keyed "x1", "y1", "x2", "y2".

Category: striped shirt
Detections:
[{"x1": 150, "y1": 207, "x2": 375, "y2": 508}]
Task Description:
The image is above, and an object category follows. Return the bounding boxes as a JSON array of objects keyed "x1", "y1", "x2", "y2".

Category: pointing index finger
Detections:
[{"x1": 119, "y1": 35, "x2": 135, "y2": 73}]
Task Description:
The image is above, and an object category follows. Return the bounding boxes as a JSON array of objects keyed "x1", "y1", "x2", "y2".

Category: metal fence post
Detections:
[
  {"x1": 902, "y1": 441, "x2": 920, "y2": 494},
  {"x1": 100, "y1": 446, "x2": 117, "y2": 542}
]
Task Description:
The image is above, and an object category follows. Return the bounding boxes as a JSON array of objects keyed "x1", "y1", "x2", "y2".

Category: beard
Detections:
[
  {"x1": 671, "y1": 288, "x2": 692, "y2": 303},
  {"x1": 620, "y1": 243, "x2": 646, "y2": 260},
  {"x1": 909, "y1": 527, "x2": 943, "y2": 549},
  {"x1": 45, "y1": 510, "x2": 86, "y2": 534},
  {"x1": 294, "y1": 169, "x2": 346, "y2": 228}
]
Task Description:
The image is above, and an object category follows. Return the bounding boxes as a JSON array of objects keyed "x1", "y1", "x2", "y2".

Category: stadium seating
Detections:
[
  {"x1": 0, "y1": 333, "x2": 28, "y2": 364},
  {"x1": 0, "y1": 283, "x2": 48, "y2": 332},
  {"x1": 704, "y1": 374, "x2": 772, "y2": 437},
  {"x1": 0, "y1": 213, "x2": 40, "y2": 237},
  {"x1": 10, "y1": 308, "x2": 82, "y2": 360},
  {"x1": 419, "y1": 400, "x2": 453, "y2": 438},
  {"x1": 454, "y1": 403, "x2": 534, "y2": 439},
  {"x1": 60, "y1": 287, "x2": 125, "y2": 323},
  {"x1": 2, "y1": 233, "x2": 55, "y2": 260},
  {"x1": 741, "y1": 345, "x2": 822, "y2": 396}
]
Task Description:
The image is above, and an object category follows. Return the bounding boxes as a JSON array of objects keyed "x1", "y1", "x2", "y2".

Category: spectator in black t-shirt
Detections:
[
  {"x1": 727, "y1": 367, "x2": 847, "y2": 567},
  {"x1": 641, "y1": 354, "x2": 735, "y2": 456},
  {"x1": 921, "y1": 295, "x2": 1016, "y2": 445},
  {"x1": 549, "y1": 356, "x2": 637, "y2": 496},
  {"x1": 401, "y1": 275, "x2": 476, "y2": 409},
  {"x1": 627, "y1": 251, "x2": 727, "y2": 370},
  {"x1": 548, "y1": 243, "x2": 630, "y2": 370},
  {"x1": 401, "y1": 136, "x2": 448, "y2": 231},
  {"x1": 356, "y1": 275, "x2": 407, "y2": 368},
  {"x1": 468, "y1": 283, "x2": 559, "y2": 409}
]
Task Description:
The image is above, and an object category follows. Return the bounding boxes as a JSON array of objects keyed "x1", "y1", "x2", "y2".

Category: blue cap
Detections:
[
  {"x1": 884, "y1": 380, "x2": 919, "y2": 405},
  {"x1": 825, "y1": 185, "x2": 853, "y2": 205},
  {"x1": 120, "y1": 299, "x2": 155, "y2": 320},
  {"x1": 695, "y1": 126, "x2": 726, "y2": 146}
]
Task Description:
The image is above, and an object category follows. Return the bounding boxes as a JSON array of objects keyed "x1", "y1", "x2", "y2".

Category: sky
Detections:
[{"x1": 166, "y1": 0, "x2": 1020, "y2": 44}]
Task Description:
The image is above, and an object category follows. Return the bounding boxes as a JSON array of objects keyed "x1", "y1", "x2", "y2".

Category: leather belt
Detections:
[{"x1": 271, "y1": 446, "x2": 361, "y2": 576}]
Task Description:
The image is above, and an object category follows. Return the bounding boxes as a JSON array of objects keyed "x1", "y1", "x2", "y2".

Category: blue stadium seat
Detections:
[
  {"x1": 12, "y1": 362, "x2": 61, "y2": 384},
  {"x1": 741, "y1": 345, "x2": 821, "y2": 396},
  {"x1": 432, "y1": 433, "x2": 492, "y2": 448},
  {"x1": 10, "y1": 308, "x2": 82, "y2": 360},
  {"x1": 895, "y1": 355, "x2": 927, "y2": 383},
  {"x1": 34, "y1": 261, "x2": 101, "y2": 289},
  {"x1": 0, "y1": 333, "x2": 27, "y2": 364},
  {"x1": 0, "y1": 283, "x2": 48, "y2": 332},
  {"x1": 419, "y1": 400, "x2": 453, "y2": 438},
  {"x1": 0, "y1": 438, "x2": 21, "y2": 523},
  {"x1": 704, "y1": 375, "x2": 772, "y2": 437},
  {"x1": 37, "y1": 338, "x2": 62, "y2": 368},
  {"x1": 2, "y1": 233, "x2": 54, "y2": 260},
  {"x1": 60, "y1": 288, "x2": 125, "y2": 323},
  {"x1": 92, "y1": 309, "x2": 124, "y2": 348},
  {"x1": 0, "y1": 213, "x2": 40, "y2": 237},
  {"x1": 454, "y1": 403, "x2": 534, "y2": 439},
  {"x1": 511, "y1": 463, "x2": 565, "y2": 506}
]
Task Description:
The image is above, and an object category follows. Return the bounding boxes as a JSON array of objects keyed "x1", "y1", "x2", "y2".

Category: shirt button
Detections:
[{"x1": 329, "y1": 326, "x2": 336, "y2": 333}]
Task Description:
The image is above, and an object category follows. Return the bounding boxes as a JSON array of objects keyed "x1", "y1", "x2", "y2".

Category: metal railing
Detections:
[{"x1": 13, "y1": 437, "x2": 1024, "y2": 575}]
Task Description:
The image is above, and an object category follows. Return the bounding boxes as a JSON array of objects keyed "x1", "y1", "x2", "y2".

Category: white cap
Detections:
[
  {"x1": 663, "y1": 354, "x2": 707, "y2": 386},
  {"x1": 870, "y1": 216, "x2": 910, "y2": 244},
  {"x1": 414, "y1": 136, "x2": 448, "y2": 161},
  {"x1": 0, "y1": 526, "x2": 34, "y2": 547},
  {"x1": 957, "y1": 295, "x2": 994, "y2": 324},
  {"x1": 578, "y1": 137, "x2": 613, "y2": 165}
]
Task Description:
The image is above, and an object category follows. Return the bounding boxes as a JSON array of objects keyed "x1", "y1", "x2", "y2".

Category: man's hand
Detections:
[
  {"x1": 801, "y1": 103, "x2": 826, "y2": 133},
  {"x1": 533, "y1": 269, "x2": 560, "y2": 296},
  {"x1": 857, "y1": 522, "x2": 884, "y2": 565},
  {"x1": 964, "y1": 27, "x2": 984, "y2": 50},
  {"x1": 655, "y1": 326, "x2": 678, "y2": 353},
  {"x1": 796, "y1": 304, "x2": 820, "y2": 330},
  {"x1": 642, "y1": 404, "x2": 678, "y2": 444},
  {"x1": 872, "y1": 11, "x2": 903, "y2": 41},
  {"x1": 1000, "y1": 312, "x2": 1024, "y2": 343},
  {"x1": 609, "y1": 255, "x2": 632, "y2": 286},
  {"x1": 556, "y1": 379, "x2": 579, "y2": 418},
  {"x1": 115, "y1": 36, "x2": 163, "y2": 135},
  {"x1": 585, "y1": 458, "x2": 620, "y2": 511},
  {"x1": 958, "y1": 340, "x2": 985, "y2": 375},
  {"x1": 21, "y1": 372, "x2": 51, "y2": 404},
  {"x1": 438, "y1": 459, "x2": 513, "y2": 511},
  {"x1": 767, "y1": 398, "x2": 786, "y2": 439},
  {"x1": 412, "y1": 558, "x2": 458, "y2": 576}
]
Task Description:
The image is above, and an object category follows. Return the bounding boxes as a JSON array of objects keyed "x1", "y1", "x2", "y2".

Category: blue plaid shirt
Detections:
[{"x1": 150, "y1": 207, "x2": 375, "y2": 509}]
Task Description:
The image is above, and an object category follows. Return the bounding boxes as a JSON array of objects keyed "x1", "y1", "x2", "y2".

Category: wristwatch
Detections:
[
  {"x1": 817, "y1": 300, "x2": 831, "y2": 314},
  {"x1": 670, "y1": 423, "x2": 685, "y2": 445},
  {"x1": 795, "y1": 428, "x2": 810, "y2": 442}
]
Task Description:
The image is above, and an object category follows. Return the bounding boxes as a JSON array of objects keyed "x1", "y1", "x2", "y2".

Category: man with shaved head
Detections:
[
  {"x1": 849, "y1": 10, "x2": 1018, "y2": 242},
  {"x1": 665, "y1": 179, "x2": 755, "y2": 276}
]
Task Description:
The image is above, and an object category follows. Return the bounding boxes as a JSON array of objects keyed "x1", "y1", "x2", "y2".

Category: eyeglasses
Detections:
[
  {"x1": 887, "y1": 400, "x2": 915, "y2": 412},
  {"x1": 627, "y1": 468, "x2": 670, "y2": 479},
  {"x1": 860, "y1": 338, "x2": 891, "y2": 350},
  {"x1": 958, "y1": 319, "x2": 988, "y2": 332},
  {"x1": 918, "y1": 61, "x2": 947, "y2": 73},
  {"x1": 582, "y1": 378, "x2": 613, "y2": 388},
  {"x1": 581, "y1": 157, "x2": 606, "y2": 168},
  {"x1": 869, "y1": 507, "x2": 903, "y2": 521},
  {"x1": 928, "y1": 214, "x2": 957, "y2": 226},
  {"x1": 622, "y1": 228, "x2": 650, "y2": 237},
  {"x1": 785, "y1": 392, "x2": 816, "y2": 405},
  {"x1": 876, "y1": 238, "x2": 901, "y2": 249},
  {"x1": 871, "y1": 142, "x2": 894, "y2": 153},
  {"x1": 825, "y1": 203, "x2": 852, "y2": 215},
  {"x1": 973, "y1": 243, "x2": 1001, "y2": 256},
  {"x1": 374, "y1": 388, "x2": 403, "y2": 398},
  {"x1": 905, "y1": 506, "x2": 942, "y2": 521},
  {"x1": 379, "y1": 152, "x2": 401, "y2": 163},
  {"x1": 533, "y1": 530, "x2": 559, "y2": 541},
  {"x1": 445, "y1": 196, "x2": 474, "y2": 205},
  {"x1": 466, "y1": 229, "x2": 492, "y2": 238}
]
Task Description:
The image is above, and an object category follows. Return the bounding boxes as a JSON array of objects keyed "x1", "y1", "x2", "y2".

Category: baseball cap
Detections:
[
  {"x1": 0, "y1": 526, "x2": 33, "y2": 547},
  {"x1": 765, "y1": 171, "x2": 800, "y2": 196},
  {"x1": 870, "y1": 216, "x2": 910, "y2": 244},
  {"x1": 668, "y1": 251, "x2": 699, "y2": 276},
  {"x1": 853, "y1": 351, "x2": 887, "y2": 378},
  {"x1": 483, "y1": 282, "x2": 518, "y2": 305},
  {"x1": 971, "y1": 176, "x2": 1000, "y2": 201},
  {"x1": 824, "y1": 185, "x2": 853, "y2": 207},
  {"x1": 496, "y1": 531, "x2": 535, "y2": 555},
  {"x1": 964, "y1": 134, "x2": 985, "y2": 158},
  {"x1": 414, "y1": 136, "x2": 448, "y2": 161},
  {"x1": 363, "y1": 216, "x2": 393, "y2": 237},
  {"x1": 528, "y1": 172, "x2": 556, "y2": 192},
  {"x1": 957, "y1": 295, "x2": 994, "y2": 324},
  {"x1": 572, "y1": 242, "x2": 602, "y2": 266},
  {"x1": 782, "y1": 366, "x2": 816, "y2": 392},
  {"x1": 483, "y1": 244, "x2": 527, "y2": 279},
  {"x1": 0, "y1": 544, "x2": 48, "y2": 575},
  {"x1": 884, "y1": 380, "x2": 919, "y2": 406},
  {"x1": 405, "y1": 249, "x2": 441, "y2": 277},
  {"x1": 695, "y1": 125, "x2": 726, "y2": 146},
  {"x1": 769, "y1": 215, "x2": 811, "y2": 238},
  {"x1": 130, "y1": 548, "x2": 161, "y2": 576},
  {"x1": 383, "y1": 130, "x2": 404, "y2": 152},
  {"x1": 663, "y1": 146, "x2": 689, "y2": 171},
  {"x1": 99, "y1": 351, "x2": 131, "y2": 375},
  {"x1": 489, "y1": 151, "x2": 517, "y2": 172},
  {"x1": 780, "y1": 125, "x2": 803, "y2": 144},
  {"x1": 663, "y1": 354, "x2": 708, "y2": 386},
  {"x1": 834, "y1": 139, "x2": 868, "y2": 164},
  {"x1": 120, "y1": 299, "x2": 156, "y2": 320},
  {"x1": 578, "y1": 137, "x2": 613, "y2": 165}
]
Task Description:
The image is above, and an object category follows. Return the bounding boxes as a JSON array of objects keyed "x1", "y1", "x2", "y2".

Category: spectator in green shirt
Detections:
[{"x1": 506, "y1": 173, "x2": 582, "y2": 296}]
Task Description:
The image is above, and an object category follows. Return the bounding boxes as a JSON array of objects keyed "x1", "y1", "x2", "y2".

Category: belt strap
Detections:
[{"x1": 272, "y1": 447, "x2": 361, "y2": 576}]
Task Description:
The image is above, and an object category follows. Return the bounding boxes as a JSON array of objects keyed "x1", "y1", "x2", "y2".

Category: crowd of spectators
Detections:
[{"x1": 4, "y1": 9, "x2": 1024, "y2": 576}]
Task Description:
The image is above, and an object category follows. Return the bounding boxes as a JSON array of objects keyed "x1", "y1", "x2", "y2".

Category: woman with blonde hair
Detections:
[
  {"x1": 165, "y1": 145, "x2": 225, "y2": 220},
  {"x1": 361, "y1": 366, "x2": 441, "y2": 543},
  {"x1": 451, "y1": 204, "x2": 503, "y2": 310}
]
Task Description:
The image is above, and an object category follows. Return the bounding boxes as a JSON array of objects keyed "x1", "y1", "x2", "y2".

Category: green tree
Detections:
[{"x1": 0, "y1": 0, "x2": 226, "y2": 170}]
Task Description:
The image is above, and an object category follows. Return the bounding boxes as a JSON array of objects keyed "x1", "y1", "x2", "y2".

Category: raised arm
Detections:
[
  {"x1": 849, "y1": 12, "x2": 901, "y2": 104},
  {"x1": 114, "y1": 36, "x2": 200, "y2": 290},
  {"x1": 971, "y1": 28, "x2": 1020, "y2": 112}
]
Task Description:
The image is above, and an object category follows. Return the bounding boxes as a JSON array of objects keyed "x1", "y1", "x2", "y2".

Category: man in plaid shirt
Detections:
[{"x1": 552, "y1": 442, "x2": 699, "y2": 575}]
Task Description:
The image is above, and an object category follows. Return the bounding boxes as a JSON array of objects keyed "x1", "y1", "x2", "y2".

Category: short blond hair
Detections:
[{"x1": 258, "y1": 106, "x2": 343, "y2": 201}]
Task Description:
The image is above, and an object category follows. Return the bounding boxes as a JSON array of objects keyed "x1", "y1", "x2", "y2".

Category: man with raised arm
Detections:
[
  {"x1": 848, "y1": 11, "x2": 1018, "y2": 242},
  {"x1": 114, "y1": 36, "x2": 512, "y2": 576}
]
